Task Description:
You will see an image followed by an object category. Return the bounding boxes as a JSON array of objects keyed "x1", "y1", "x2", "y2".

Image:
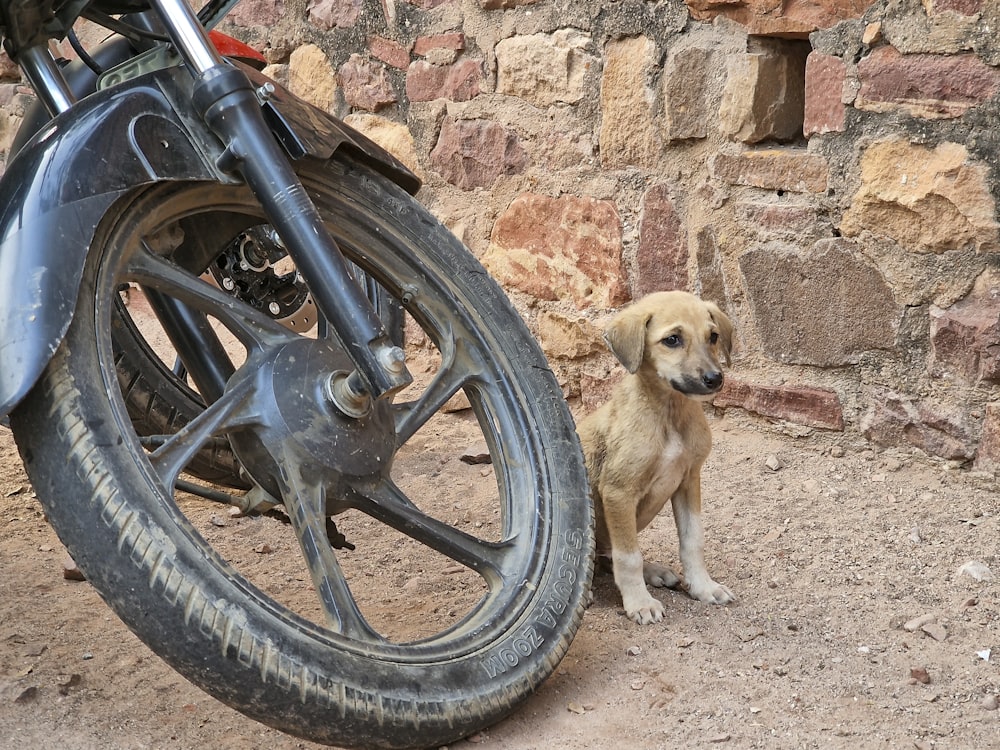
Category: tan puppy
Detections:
[{"x1": 578, "y1": 291, "x2": 735, "y2": 624}]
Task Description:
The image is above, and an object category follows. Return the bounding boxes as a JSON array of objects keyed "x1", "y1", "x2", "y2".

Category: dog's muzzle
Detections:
[{"x1": 670, "y1": 371, "x2": 724, "y2": 397}]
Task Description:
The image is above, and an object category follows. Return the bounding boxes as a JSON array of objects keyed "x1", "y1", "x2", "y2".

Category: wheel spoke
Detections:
[
  {"x1": 147, "y1": 368, "x2": 258, "y2": 489},
  {"x1": 393, "y1": 332, "x2": 482, "y2": 444},
  {"x1": 345, "y1": 477, "x2": 513, "y2": 590},
  {"x1": 276, "y1": 451, "x2": 382, "y2": 641},
  {"x1": 125, "y1": 242, "x2": 296, "y2": 352}
]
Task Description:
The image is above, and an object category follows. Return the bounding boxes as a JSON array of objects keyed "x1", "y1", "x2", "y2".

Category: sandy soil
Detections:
[{"x1": 1, "y1": 391, "x2": 997, "y2": 750}]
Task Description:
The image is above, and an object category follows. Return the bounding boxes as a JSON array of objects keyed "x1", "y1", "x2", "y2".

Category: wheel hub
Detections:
[{"x1": 257, "y1": 337, "x2": 396, "y2": 479}]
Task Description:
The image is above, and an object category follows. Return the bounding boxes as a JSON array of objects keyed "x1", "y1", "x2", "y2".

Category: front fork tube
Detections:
[{"x1": 150, "y1": 0, "x2": 411, "y2": 409}]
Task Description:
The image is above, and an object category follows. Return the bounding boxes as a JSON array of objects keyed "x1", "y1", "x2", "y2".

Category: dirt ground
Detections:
[{"x1": 0, "y1": 383, "x2": 997, "y2": 749}]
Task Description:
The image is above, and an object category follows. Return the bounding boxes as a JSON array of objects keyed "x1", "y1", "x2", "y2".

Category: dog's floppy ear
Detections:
[
  {"x1": 705, "y1": 302, "x2": 734, "y2": 366},
  {"x1": 604, "y1": 306, "x2": 651, "y2": 373}
]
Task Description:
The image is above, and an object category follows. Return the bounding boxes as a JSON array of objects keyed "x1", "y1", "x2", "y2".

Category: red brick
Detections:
[
  {"x1": 857, "y1": 46, "x2": 1000, "y2": 118},
  {"x1": 635, "y1": 184, "x2": 688, "y2": 296},
  {"x1": 685, "y1": 0, "x2": 872, "y2": 37},
  {"x1": 414, "y1": 33, "x2": 466, "y2": 57},
  {"x1": 226, "y1": 0, "x2": 284, "y2": 26},
  {"x1": 930, "y1": 295, "x2": 1000, "y2": 384},
  {"x1": 307, "y1": 0, "x2": 361, "y2": 28},
  {"x1": 429, "y1": 117, "x2": 527, "y2": 189},
  {"x1": 369, "y1": 36, "x2": 410, "y2": 70},
  {"x1": 405, "y1": 59, "x2": 483, "y2": 102},
  {"x1": 338, "y1": 54, "x2": 397, "y2": 112},
  {"x1": 804, "y1": 52, "x2": 846, "y2": 136},
  {"x1": 714, "y1": 379, "x2": 845, "y2": 431}
]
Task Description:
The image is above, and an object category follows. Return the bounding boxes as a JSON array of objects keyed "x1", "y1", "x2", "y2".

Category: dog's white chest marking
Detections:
[
  {"x1": 652, "y1": 431, "x2": 685, "y2": 488},
  {"x1": 635, "y1": 431, "x2": 686, "y2": 530}
]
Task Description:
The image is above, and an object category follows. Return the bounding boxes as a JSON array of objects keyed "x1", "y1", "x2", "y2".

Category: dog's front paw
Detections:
[
  {"x1": 623, "y1": 592, "x2": 665, "y2": 624},
  {"x1": 688, "y1": 579, "x2": 735, "y2": 605}
]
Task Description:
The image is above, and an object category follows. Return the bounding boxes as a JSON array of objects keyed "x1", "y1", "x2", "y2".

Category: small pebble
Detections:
[
  {"x1": 957, "y1": 561, "x2": 993, "y2": 582},
  {"x1": 903, "y1": 614, "x2": 936, "y2": 632},
  {"x1": 910, "y1": 667, "x2": 931, "y2": 684},
  {"x1": 62, "y1": 555, "x2": 86, "y2": 582},
  {"x1": 921, "y1": 623, "x2": 947, "y2": 642},
  {"x1": 982, "y1": 694, "x2": 998, "y2": 711}
]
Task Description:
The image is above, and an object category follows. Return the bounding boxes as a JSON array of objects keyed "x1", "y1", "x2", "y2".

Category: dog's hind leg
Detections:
[
  {"x1": 671, "y1": 475, "x2": 735, "y2": 605},
  {"x1": 643, "y1": 562, "x2": 682, "y2": 589}
]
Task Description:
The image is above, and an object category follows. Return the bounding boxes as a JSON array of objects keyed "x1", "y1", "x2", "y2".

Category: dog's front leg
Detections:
[
  {"x1": 602, "y1": 490, "x2": 666, "y2": 624},
  {"x1": 672, "y1": 474, "x2": 735, "y2": 605}
]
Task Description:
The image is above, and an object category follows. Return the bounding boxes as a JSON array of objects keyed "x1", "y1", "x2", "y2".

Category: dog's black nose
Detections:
[{"x1": 702, "y1": 371, "x2": 723, "y2": 390}]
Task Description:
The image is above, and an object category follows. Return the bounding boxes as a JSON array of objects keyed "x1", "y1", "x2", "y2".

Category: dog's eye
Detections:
[
  {"x1": 709, "y1": 331, "x2": 719, "y2": 345},
  {"x1": 662, "y1": 334, "x2": 683, "y2": 348}
]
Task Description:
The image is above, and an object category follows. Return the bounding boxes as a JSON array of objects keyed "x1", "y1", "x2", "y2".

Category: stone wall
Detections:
[{"x1": 3, "y1": 0, "x2": 999, "y2": 467}]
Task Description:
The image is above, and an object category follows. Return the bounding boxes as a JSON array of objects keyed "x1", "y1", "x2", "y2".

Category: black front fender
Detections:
[{"x1": 0, "y1": 64, "x2": 420, "y2": 418}]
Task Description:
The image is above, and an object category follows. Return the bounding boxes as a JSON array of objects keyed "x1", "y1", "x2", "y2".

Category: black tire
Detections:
[{"x1": 12, "y1": 156, "x2": 593, "y2": 749}]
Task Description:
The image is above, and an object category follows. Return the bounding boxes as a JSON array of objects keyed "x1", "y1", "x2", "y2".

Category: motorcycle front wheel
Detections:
[{"x1": 12, "y1": 156, "x2": 593, "y2": 749}]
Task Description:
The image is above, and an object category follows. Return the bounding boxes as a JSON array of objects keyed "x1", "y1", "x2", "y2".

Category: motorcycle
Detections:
[{"x1": 0, "y1": 2, "x2": 594, "y2": 748}]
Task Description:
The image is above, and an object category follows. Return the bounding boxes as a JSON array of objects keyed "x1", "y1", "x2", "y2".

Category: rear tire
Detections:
[{"x1": 13, "y1": 156, "x2": 593, "y2": 748}]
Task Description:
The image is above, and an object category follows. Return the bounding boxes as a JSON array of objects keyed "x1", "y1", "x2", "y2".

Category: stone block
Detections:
[
  {"x1": 714, "y1": 379, "x2": 845, "y2": 430},
  {"x1": 695, "y1": 227, "x2": 728, "y2": 307},
  {"x1": 711, "y1": 149, "x2": 829, "y2": 193},
  {"x1": 227, "y1": 0, "x2": 284, "y2": 27},
  {"x1": 685, "y1": 0, "x2": 872, "y2": 37},
  {"x1": 735, "y1": 201, "x2": 819, "y2": 241},
  {"x1": 495, "y1": 29, "x2": 593, "y2": 107},
  {"x1": 369, "y1": 36, "x2": 411, "y2": 70},
  {"x1": 343, "y1": 113, "x2": 423, "y2": 176},
  {"x1": 635, "y1": 184, "x2": 688, "y2": 297},
  {"x1": 405, "y1": 59, "x2": 483, "y2": 102},
  {"x1": 856, "y1": 46, "x2": 1000, "y2": 118},
  {"x1": 861, "y1": 389, "x2": 974, "y2": 460},
  {"x1": 429, "y1": 117, "x2": 528, "y2": 189},
  {"x1": 414, "y1": 33, "x2": 466, "y2": 57},
  {"x1": 739, "y1": 238, "x2": 899, "y2": 366},
  {"x1": 600, "y1": 36, "x2": 659, "y2": 168},
  {"x1": 307, "y1": 0, "x2": 361, "y2": 29},
  {"x1": 338, "y1": 54, "x2": 397, "y2": 112},
  {"x1": 973, "y1": 402, "x2": 1000, "y2": 472},
  {"x1": 882, "y1": 6, "x2": 981, "y2": 54},
  {"x1": 663, "y1": 47, "x2": 711, "y2": 141},
  {"x1": 841, "y1": 138, "x2": 1000, "y2": 254},
  {"x1": 483, "y1": 193, "x2": 629, "y2": 309},
  {"x1": 536, "y1": 311, "x2": 603, "y2": 361},
  {"x1": 579, "y1": 367, "x2": 624, "y2": 413},
  {"x1": 929, "y1": 271, "x2": 1000, "y2": 384},
  {"x1": 288, "y1": 44, "x2": 337, "y2": 112},
  {"x1": 803, "y1": 51, "x2": 845, "y2": 136},
  {"x1": 719, "y1": 45, "x2": 808, "y2": 143}
]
